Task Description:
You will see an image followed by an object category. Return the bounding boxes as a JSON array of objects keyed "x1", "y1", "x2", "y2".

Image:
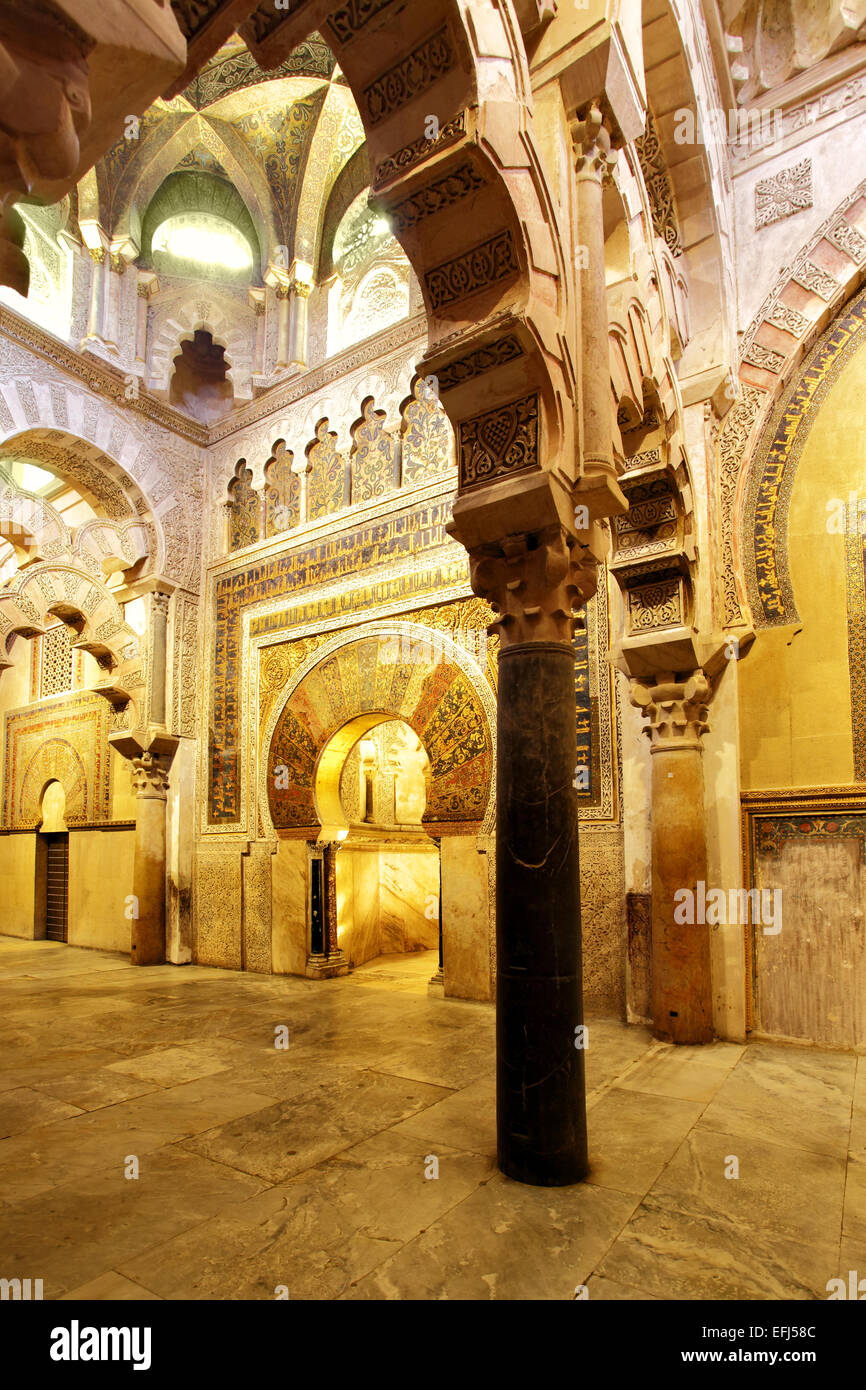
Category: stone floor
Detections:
[{"x1": 1, "y1": 934, "x2": 864, "y2": 1301}]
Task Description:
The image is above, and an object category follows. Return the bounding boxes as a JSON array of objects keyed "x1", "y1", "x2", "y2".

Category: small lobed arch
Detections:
[{"x1": 149, "y1": 292, "x2": 254, "y2": 401}]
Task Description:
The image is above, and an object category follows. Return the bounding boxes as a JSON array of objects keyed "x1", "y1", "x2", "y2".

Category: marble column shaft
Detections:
[
  {"x1": 469, "y1": 528, "x2": 597, "y2": 1185},
  {"x1": 633, "y1": 673, "x2": 714, "y2": 1043},
  {"x1": 275, "y1": 285, "x2": 291, "y2": 368},
  {"x1": 86, "y1": 247, "x2": 107, "y2": 341},
  {"x1": 572, "y1": 106, "x2": 617, "y2": 489},
  {"x1": 497, "y1": 639, "x2": 588, "y2": 1185},
  {"x1": 287, "y1": 279, "x2": 311, "y2": 368},
  {"x1": 129, "y1": 752, "x2": 170, "y2": 966}
]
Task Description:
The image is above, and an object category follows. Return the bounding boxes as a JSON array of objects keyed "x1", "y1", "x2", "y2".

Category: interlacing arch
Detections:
[
  {"x1": 223, "y1": 378, "x2": 455, "y2": 551},
  {"x1": 0, "y1": 559, "x2": 143, "y2": 710},
  {"x1": 0, "y1": 430, "x2": 162, "y2": 712}
]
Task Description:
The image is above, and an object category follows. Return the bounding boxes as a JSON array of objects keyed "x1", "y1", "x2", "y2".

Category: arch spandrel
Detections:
[{"x1": 265, "y1": 629, "x2": 494, "y2": 832}]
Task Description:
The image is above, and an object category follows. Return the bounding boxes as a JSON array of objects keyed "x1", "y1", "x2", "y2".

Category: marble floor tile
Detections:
[
  {"x1": 0, "y1": 1121, "x2": 180, "y2": 1203},
  {"x1": 650, "y1": 1126, "x2": 846, "y2": 1248},
  {"x1": 32, "y1": 1069, "x2": 165, "y2": 1112},
  {"x1": 697, "y1": 1042, "x2": 855, "y2": 1158},
  {"x1": 836, "y1": 1236, "x2": 866, "y2": 1298},
  {"x1": 584, "y1": 1020, "x2": 657, "y2": 1094},
  {"x1": 340, "y1": 1176, "x2": 638, "y2": 1300},
  {"x1": 370, "y1": 1032, "x2": 494, "y2": 1090},
  {"x1": 584, "y1": 1274, "x2": 658, "y2": 1300},
  {"x1": 106, "y1": 1045, "x2": 234, "y2": 1087},
  {"x1": 615, "y1": 1040, "x2": 745, "y2": 1103},
  {"x1": 390, "y1": 1075, "x2": 496, "y2": 1156},
  {"x1": 585, "y1": 1088, "x2": 704, "y2": 1194},
  {"x1": 596, "y1": 1196, "x2": 835, "y2": 1300},
  {"x1": 2, "y1": 936, "x2": 864, "y2": 1302},
  {"x1": 0, "y1": 1085, "x2": 83, "y2": 1136},
  {"x1": 0, "y1": 1147, "x2": 266, "y2": 1296},
  {"x1": 60, "y1": 1273, "x2": 163, "y2": 1301},
  {"x1": 120, "y1": 1131, "x2": 494, "y2": 1300},
  {"x1": 842, "y1": 1151, "x2": 866, "y2": 1245},
  {"x1": 182, "y1": 1070, "x2": 453, "y2": 1183},
  {"x1": 850, "y1": 1056, "x2": 866, "y2": 1153},
  {"x1": 64, "y1": 1075, "x2": 277, "y2": 1144}
]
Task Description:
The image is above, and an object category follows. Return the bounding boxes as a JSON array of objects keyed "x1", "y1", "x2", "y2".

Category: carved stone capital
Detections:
[
  {"x1": 289, "y1": 277, "x2": 312, "y2": 299},
  {"x1": 151, "y1": 589, "x2": 171, "y2": 620},
  {"x1": 130, "y1": 750, "x2": 171, "y2": 800},
  {"x1": 630, "y1": 670, "x2": 712, "y2": 751},
  {"x1": 571, "y1": 105, "x2": 616, "y2": 182},
  {"x1": 109, "y1": 727, "x2": 178, "y2": 789},
  {"x1": 468, "y1": 523, "x2": 601, "y2": 647}
]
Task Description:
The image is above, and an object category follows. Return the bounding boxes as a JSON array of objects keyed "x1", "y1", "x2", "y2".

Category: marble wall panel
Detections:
[
  {"x1": 755, "y1": 834, "x2": 866, "y2": 1047},
  {"x1": 68, "y1": 829, "x2": 135, "y2": 954},
  {"x1": 379, "y1": 846, "x2": 439, "y2": 953},
  {"x1": 195, "y1": 846, "x2": 243, "y2": 969},
  {"x1": 338, "y1": 848, "x2": 380, "y2": 966},
  {"x1": 0, "y1": 833, "x2": 36, "y2": 936},
  {"x1": 243, "y1": 842, "x2": 274, "y2": 974},
  {"x1": 579, "y1": 826, "x2": 627, "y2": 1017},
  {"x1": 271, "y1": 838, "x2": 308, "y2": 976},
  {"x1": 441, "y1": 836, "x2": 492, "y2": 1002}
]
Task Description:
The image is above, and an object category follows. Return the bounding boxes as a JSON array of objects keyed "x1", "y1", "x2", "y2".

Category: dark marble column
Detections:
[
  {"x1": 468, "y1": 526, "x2": 602, "y2": 1186},
  {"x1": 306, "y1": 841, "x2": 348, "y2": 979},
  {"x1": 497, "y1": 639, "x2": 587, "y2": 1185}
]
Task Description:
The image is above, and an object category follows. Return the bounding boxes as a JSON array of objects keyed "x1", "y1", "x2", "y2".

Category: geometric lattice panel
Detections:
[{"x1": 40, "y1": 625, "x2": 75, "y2": 699}]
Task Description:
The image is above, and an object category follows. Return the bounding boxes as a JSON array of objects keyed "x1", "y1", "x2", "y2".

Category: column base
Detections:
[
  {"x1": 305, "y1": 951, "x2": 349, "y2": 979},
  {"x1": 427, "y1": 966, "x2": 444, "y2": 997}
]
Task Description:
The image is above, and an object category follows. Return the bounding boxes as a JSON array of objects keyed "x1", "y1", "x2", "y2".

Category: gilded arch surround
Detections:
[
  {"x1": 259, "y1": 619, "x2": 497, "y2": 839},
  {"x1": 717, "y1": 178, "x2": 866, "y2": 631},
  {"x1": 739, "y1": 282, "x2": 866, "y2": 630}
]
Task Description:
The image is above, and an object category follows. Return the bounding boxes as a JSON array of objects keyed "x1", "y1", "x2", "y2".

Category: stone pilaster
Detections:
[
  {"x1": 123, "y1": 578, "x2": 175, "y2": 728},
  {"x1": 134, "y1": 271, "x2": 158, "y2": 370},
  {"x1": 571, "y1": 105, "x2": 621, "y2": 515},
  {"x1": 287, "y1": 275, "x2": 312, "y2": 369},
  {"x1": 631, "y1": 671, "x2": 714, "y2": 1044},
  {"x1": 111, "y1": 729, "x2": 178, "y2": 967},
  {"x1": 82, "y1": 238, "x2": 109, "y2": 348}
]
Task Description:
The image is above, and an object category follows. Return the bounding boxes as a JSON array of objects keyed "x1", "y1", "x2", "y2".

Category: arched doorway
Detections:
[
  {"x1": 262, "y1": 624, "x2": 496, "y2": 998},
  {"x1": 36, "y1": 780, "x2": 69, "y2": 943},
  {"x1": 315, "y1": 714, "x2": 440, "y2": 974}
]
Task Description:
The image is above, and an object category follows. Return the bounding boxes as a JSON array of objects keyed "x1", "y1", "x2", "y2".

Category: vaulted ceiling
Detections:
[{"x1": 81, "y1": 31, "x2": 367, "y2": 279}]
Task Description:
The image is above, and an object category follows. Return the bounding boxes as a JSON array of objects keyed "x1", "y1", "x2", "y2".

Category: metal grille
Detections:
[
  {"x1": 40, "y1": 625, "x2": 74, "y2": 699},
  {"x1": 45, "y1": 834, "x2": 69, "y2": 942}
]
